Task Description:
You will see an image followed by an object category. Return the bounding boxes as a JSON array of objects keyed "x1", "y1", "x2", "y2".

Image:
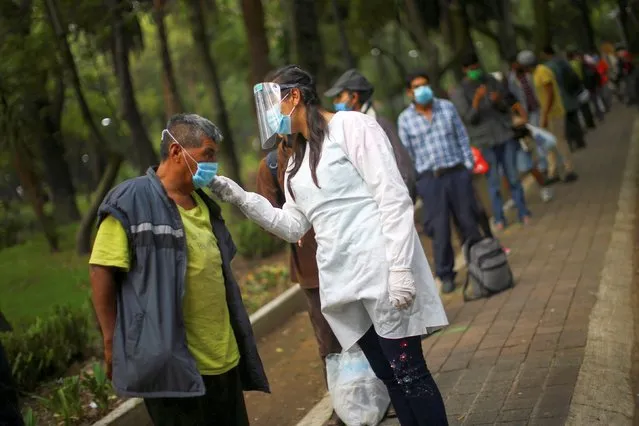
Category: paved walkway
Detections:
[{"x1": 377, "y1": 108, "x2": 638, "y2": 425}]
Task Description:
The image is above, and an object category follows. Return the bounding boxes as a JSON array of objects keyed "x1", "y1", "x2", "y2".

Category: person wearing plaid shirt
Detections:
[{"x1": 398, "y1": 71, "x2": 482, "y2": 294}]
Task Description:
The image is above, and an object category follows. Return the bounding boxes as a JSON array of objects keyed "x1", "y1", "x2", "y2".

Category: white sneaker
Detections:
[
  {"x1": 540, "y1": 187, "x2": 553, "y2": 203},
  {"x1": 503, "y1": 199, "x2": 516, "y2": 211}
]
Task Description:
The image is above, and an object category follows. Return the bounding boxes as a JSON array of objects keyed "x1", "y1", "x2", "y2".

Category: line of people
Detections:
[{"x1": 81, "y1": 42, "x2": 625, "y2": 426}]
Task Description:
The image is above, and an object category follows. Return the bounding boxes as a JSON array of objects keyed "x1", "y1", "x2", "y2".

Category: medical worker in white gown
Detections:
[{"x1": 211, "y1": 65, "x2": 449, "y2": 425}]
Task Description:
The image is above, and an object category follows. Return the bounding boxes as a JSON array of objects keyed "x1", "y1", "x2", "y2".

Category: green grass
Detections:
[{"x1": 0, "y1": 224, "x2": 90, "y2": 327}]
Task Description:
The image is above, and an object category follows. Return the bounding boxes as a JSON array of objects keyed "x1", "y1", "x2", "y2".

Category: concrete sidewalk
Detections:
[{"x1": 298, "y1": 107, "x2": 639, "y2": 426}]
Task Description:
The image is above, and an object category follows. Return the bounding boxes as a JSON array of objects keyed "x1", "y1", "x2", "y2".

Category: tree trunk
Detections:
[
  {"x1": 331, "y1": 0, "x2": 356, "y2": 69},
  {"x1": 533, "y1": 0, "x2": 551, "y2": 55},
  {"x1": 35, "y1": 94, "x2": 81, "y2": 223},
  {"x1": 13, "y1": 149, "x2": 59, "y2": 252},
  {"x1": 109, "y1": 0, "x2": 158, "y2": 173},
  {"x1": 617, "y1": 0, "x2": 638, "y2": 52},
  {"x1": 404, "y1": 0, "x2": 443, "y2": 91},
  {"x1": 440, "y1": 0, "x2": 473, "y2": 82},
  {"x1": 154, "y1": 0, "x2": 185, "y2": 119},
  {"x1": 189, "y1": 0, "x2": 243, "y2": 187},
  {"x1": 239, "y1": 0, "x2": 272, "y2": 84},
  {"x1": 280, "y1": 0, "x2": 292, "y2": 64},
  {"x1": 496, "y1": 0, "x2": 518, "y2": 62},
  {"x1": 75, "y1": 154, "x2": 123, "y2": 255},
  {"x1": 291, "y1": 0, "x2": 327, "y2": 92},
  {"x1": 576, "y1": 0, "x2": 596, "y2": 53},
  {"x1": 45, "y1": 0, "x2": 110, "y2": 151}
]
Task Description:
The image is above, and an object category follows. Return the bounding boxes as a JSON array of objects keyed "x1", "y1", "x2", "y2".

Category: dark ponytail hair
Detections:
[{"x1": 267, "y1": 65, "x2": 328, "y2": 199}]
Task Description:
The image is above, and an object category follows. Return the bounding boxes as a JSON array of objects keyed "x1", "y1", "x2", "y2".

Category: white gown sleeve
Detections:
[
  {"x1": 339, "y1": 113, "x2": 415, "y2": 271},
  {"x1": 240, "y1": 191, "x2": 311, "y2": 243}
]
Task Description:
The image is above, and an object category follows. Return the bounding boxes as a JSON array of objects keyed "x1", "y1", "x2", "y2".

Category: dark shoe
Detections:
[
  {"x1": 545, "y1": 176, "x2": 561, "y2": 186},
  {"x1": 385, "y1": 404, "x2": 397, "y2": 418},
  {"x1": 563, "y1": 172, "x2": 578, "y2": 183},
  {"x1": 324, "y1": 411, "x2": 345, "y2": 426},
  {"x1": 441, "y1": 278, "x2": 455, "y2": 294}
]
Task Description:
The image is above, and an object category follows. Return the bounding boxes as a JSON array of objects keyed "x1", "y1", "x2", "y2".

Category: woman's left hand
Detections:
[{"x1": 388, "y1": 269, "x2": 416, "y2": 309}]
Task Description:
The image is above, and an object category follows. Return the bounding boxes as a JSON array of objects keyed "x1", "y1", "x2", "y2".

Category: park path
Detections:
[{"x1": 376, "y1": 106, "x2": 638, "y2": 425}]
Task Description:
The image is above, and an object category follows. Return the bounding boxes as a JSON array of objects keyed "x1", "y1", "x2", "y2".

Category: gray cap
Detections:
[
  {"x1": 517, "y1": 50, "x2": 537, "y2": 67},
  {"x1": 324, "y1": 69, "x2": 374, "y2": 98}
]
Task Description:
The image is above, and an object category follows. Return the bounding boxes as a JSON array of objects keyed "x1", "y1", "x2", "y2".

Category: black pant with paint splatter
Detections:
[{"x1": 358, "y1": 327, "x2": 448, "y2": 426}]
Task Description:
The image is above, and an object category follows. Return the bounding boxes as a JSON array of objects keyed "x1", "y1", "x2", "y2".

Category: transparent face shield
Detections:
[{"x1": 253, "y1": 82, "x2": 296, "y2": 149}]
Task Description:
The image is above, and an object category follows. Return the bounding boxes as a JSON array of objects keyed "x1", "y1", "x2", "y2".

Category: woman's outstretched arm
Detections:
[{"x1": 209, "y1": 176, "x2": 311, "y2": 243}]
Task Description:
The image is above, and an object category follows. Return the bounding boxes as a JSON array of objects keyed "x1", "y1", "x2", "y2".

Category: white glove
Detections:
[
  {"x1": 388, "y1": 269, "x2": 416, "y2": 309},
  {"x1": 209, "y1": 176, "x2": 247, "y2": 206}
]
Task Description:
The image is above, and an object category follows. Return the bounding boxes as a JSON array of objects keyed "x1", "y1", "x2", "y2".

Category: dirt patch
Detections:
[{"x1": 245, "y1": 311, "x2": 326, "y2": 426}]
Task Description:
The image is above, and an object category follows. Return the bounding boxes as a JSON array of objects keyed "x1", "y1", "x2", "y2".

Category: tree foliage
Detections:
[{"x1": 0, "y1": 0, "x2": 634, "y2": 251}]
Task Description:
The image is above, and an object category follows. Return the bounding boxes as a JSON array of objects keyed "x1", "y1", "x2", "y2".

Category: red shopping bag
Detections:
[{"x1": 472, "y1": 147, "x2": 489, "y2": 175}]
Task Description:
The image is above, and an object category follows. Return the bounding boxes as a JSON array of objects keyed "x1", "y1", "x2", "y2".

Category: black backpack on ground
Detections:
[{"x1": 462, "y1": 237, "x2": 514, "y2": 301}]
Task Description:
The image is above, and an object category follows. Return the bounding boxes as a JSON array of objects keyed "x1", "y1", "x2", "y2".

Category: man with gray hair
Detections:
[{"x1": 90, "y1": 113, "x2": 268, "y2": 425}]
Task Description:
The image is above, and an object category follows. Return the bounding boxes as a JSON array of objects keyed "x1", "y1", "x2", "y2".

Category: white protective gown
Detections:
[{"x1": 240, "y1": 111, "x2": 448, "y2": 350}]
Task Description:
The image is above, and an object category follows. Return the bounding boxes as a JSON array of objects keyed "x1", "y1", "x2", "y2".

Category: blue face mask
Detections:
[
  {"x1": 334, "y1": 94, "x2": 353, "y2": 112},
  {"x1": 163, "y1": 129, "x2": 219, "y2": 189},
  {"x1": 266, "y1": 94, "x2": 296, "y2": 135},
  {"x1": 414, "y1": 85, "x2": 434, "y2": 105},
  {"x1": 333, "y1": 102, "x2": 351, "y2": 112},
  {"x1": 190, "y1": 162, "x2": 218, "y2": 189}
]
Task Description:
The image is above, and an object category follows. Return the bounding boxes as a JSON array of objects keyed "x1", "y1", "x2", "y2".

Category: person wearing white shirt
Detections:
[{"x1": 211, "y1": 65, "x2": 449, "y2": 426}]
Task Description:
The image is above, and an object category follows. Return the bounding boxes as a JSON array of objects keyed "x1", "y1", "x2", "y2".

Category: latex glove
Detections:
[
  {"x1": 209, "y1": 176, "x2": 247, "y2": 206},
  {"x1": 388, "y1": 269, "x2": 416, "y2": 309}
]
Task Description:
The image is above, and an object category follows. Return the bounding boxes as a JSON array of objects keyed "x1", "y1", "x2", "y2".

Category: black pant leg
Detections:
[
  {"x1": 446, "y1": 169, "x2": 483, "y2": 246},
  {"x1": 0, "y1": 341, "x2": 23, "y2": 426},
  {"x1": 565, "y1": 110, "x2": 586, "y2": 148},
  {"x1": 416, "y1": 175, "x2": 454, "y2": 280},
  {"x1": 357, "y1": 327, "x2": 418, "y2": 426},
  {"x1": 144, "y1": 369, "x2": 249, "y2": 426},
  {"x1": 358, "y1": 327, "x2": 449, "y2": 426}
]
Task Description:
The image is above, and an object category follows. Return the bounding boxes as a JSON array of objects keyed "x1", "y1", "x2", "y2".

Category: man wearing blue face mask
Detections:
[
  {"x1": 398, "y1": 71, "x2": 482, "y2": 294},
  {"x1": 325, "y1": 69, "x2": 416, "y2": 201},
  {"x1": 89, "y1": 113, "x2": 268, "y2": 425}
]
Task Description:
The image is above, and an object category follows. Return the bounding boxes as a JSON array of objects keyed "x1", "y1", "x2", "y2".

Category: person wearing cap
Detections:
[
  {"x1": 325, "y1": 69, "x2": 416, "y2": 202},
  {"x1": 399, "y1": 70, "x2": 483, "y2": 294},
  {"x1": 517, "y1": 49, "x2": 578, "y2": 185},
  {"x1": 451, "y1": 53, "x2": 531, "y2": 231},
  {"x1": 89, "y1": 114, "x2": 268, "y2": 426}
]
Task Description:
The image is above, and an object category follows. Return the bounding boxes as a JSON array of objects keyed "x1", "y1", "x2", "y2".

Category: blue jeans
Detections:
[
  {"x1": 482, "y1": 139, "x2": 530, "y2": 225},
  {"x1": 358, "y1": 327, "x2": 448, "y2": 426}
]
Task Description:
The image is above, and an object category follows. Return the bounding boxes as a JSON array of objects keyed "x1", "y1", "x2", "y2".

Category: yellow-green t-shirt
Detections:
[
  {"x1": 570, "y1": 59, "x2": 584, "y2": 81},
  {"x1": 89, "y1": 193, "x2": 240, "y2": 375},
  {"x1": 533, "y1": 64, "x2": 566, "y2": 120}
]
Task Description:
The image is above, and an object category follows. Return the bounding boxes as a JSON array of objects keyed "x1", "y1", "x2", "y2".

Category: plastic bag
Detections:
[
  {"x1": 471, "y1": 147, "x2": 489, "y2": 175},
  {"x1": 326, "y1": 349, "x2": 390, "y2": 426},
  {"x1": 525, "y1": 123, "x2": 557, "y2": 149}
]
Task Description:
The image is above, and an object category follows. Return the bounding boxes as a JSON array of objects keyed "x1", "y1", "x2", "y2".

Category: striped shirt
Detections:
[{"x1": 397, "y1": 99, "x2": 474, "y2": 175}]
